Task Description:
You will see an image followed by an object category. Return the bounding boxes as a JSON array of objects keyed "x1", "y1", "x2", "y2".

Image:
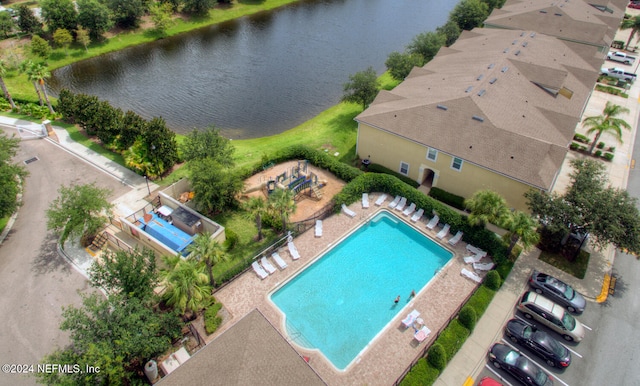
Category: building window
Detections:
[
  {"x1": 451, "y1": 157, "x2": 463, "y2": 171},
  {"x1": 399, "y1": 161, "x2": 409, "y2": 176},
  {"x1": 427, "y1": 148, "x2": 438, "y2": 162}
]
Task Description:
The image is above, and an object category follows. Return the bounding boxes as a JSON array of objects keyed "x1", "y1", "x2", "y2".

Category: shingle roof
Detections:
[
  {"x1": 159, "y1": 309, "x2": 326, "y2": 386},
  {"x1": 356, "y1": 29, "x2": 599, "y2": 190}
]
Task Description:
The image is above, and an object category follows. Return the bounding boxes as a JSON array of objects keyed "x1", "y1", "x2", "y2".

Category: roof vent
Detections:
[
  {"x1": 530, "y1": 32, "x2": 536, "y2": 38},
  {"x1": 512, "y1": 39, "x2": 518, "y2": 45},
  {"x1": 514, "y1": 50, "x2": 521, "y2": 56},
  {"x1": 472, "y1": 115, "x2": 485, "y2": 122},
  {"x1": 503, "y1": 48, "x2": 509, "y2": 53},
  {"x1": 465, "y1": 86, "x2": 474, "y2": 93},
  {"x1": 520, "y1": 32, "x2": 525, "y2": 37},
  {"x1": 437, "y1": 104, "x2": 448, "y2": 111},
  {"x1": 489, "y1": 78, "x2": 498, "y2": 84},
  {"x1": 488, "y1": 63, "x2": 495, "y2": 69},
  {"x1": 522, "y1": 41, "x2": 528, "y2": 47},
  {"x1": 477, "y1": 74, "x2": 484, "y2": 81},
  {"x1": 554, "y1": 13, "x2": 562, "y2": 16},
  {"x1": 477, "y1": 89, "x2": 486, "y2": 97},
  {"x1": 501, "y1": 66, "x2": 509, "y2": 73},
  {"x1": 540, "y1": 10, "x2": 547, "y2": 13}
]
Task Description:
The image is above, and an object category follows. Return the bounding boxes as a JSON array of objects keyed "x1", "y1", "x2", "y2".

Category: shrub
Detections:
[
  {"x1": 608, "y1": 146, "x2": 616, "y2": 152},
  {"x1": 223, "y1": 228, "x2": 239, "y2": 251},
  {"x1": 429, "y1": 187, "x2": 466, "y2": 210},
  {"x1": 465, "y1": 286, "x2": 496, "y2": 316},
  {"x1": 399, "y1": 358, "x2": 440, "y2": 386},
  {"x1": 367, "y1": 163, "x2": 419, "y2": 188},
  {"x1": 578, "y1": 144, "x2": 587, "y2": 152},
  {"x1": 204, "y1": 302, "x2": 223, "y2": 334},
  {"x1": 436, "y1": 319, "x2": 470, "y2": 360},
  {"x1": 597, "y1": 142, "x2": 605, "y2": 149},
  {"x1": 594, "y1": 150, "x2": 602, "y2": 157},
  {"x1": 458, "y1": 305, "x2": 477, "y2": 331},
  {"x1": 573, "y1": 133, "x2": 589, "y2": 143},
  {"x1": 427, "y1": 343, "x2": 447, "y2": 371},
  {"x1": 484, "y1": 270, "x2": 502, "y2": 290},
  {"x1": 595, "y1": 84, "x2": 629, "y2": 98},
  {"x1": 603, "y1": 152, "x2": 615, "y2": 161},
  {"x1": 569, "y1": 142, "x2": 580, "y2": 150}
]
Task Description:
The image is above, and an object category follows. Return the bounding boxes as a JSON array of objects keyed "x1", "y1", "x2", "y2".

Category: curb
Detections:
[{"x1": 595, "y1": 273, "x2": 611, "y2": 303}]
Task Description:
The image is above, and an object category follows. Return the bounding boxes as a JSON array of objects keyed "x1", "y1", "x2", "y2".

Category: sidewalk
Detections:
[{"x1": 435, "y1": 25, "x2": 640, "y2": 386}]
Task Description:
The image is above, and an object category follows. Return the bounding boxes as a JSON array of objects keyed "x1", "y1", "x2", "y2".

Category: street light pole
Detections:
[{"x1": 144, "y1": 175, "x2": 151, "y2": 196}]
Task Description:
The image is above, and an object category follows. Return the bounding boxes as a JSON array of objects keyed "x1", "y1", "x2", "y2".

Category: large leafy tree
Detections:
[
  {"x1": 0, "y1": 11, "x2": 15, "y2": 38},
  {"x1": 582, "y1": 101, "x2": 630, "y2": 154},
  {"x1": 37, "y1": 293, "x2": 181, "y2": 385},
  {"x1": 243, "y1": 196, "x2": 268, "y2": 241},
  {"x1": 0, "y1": 59, "x2": 17, "y2": 110},
  {"x1": 341, "y1": 66, "x2": 380, "y2": 110},
  {"x1": 161, "y1": 254, "x2": 212, "y2": 316},
  {"x1": 407, "y1": 31, "x2": 446, "y2": 63},
  {"x1": 46, "y1": 183, "x2": 112, "y2": 246},
  {"x1": 621, "y1": 15, "x2": 640, "y2": 50},
  {"x1": 118, "y1": 110, "x2": 146, "y2": 150},
  {"x1": 526, "y1": 158, "x2": 640, "y2": 254},
  {"x1": 0, "y1": 133, "x2": 27, "y2": 218},
  {"x1": 269, "y1": 188, "x2": 297, "y2": 233},
  {"x1": 94, "y1": 100, "x2": 124, "y2": 146},
  {"x1": 150, "y1": 2, "x2": 174, "y2": 35},
  {"x1": 450, "y1": 0, "x2": 489, "y2": 31},
  {"x1": 183, "y1": 0, "x2": 216, "y2": 15},
  {"x1": 436, "y1": 20, "x2": 462, "y2": 47},
  {"x1": 189, "y1": 157, "x2": 244, "y2": 214},
  {"x1": 41, "y1": 0, "x2": 78, "y2": 33},
  {"x1": 385, "y1": 51, "x2": 423, "y2": 81},
  {"x1": 186, "y1": 233, "x2": 229, "y2": 288},
  {"x1": 180, "y1": 126, "x2": 235, "y2": 167},
  {"x1": 142, "y1": 117, "x2": 179, "y2": 177},
  {"x1": 105, "y1": 0, "x2": 147, "y2": 29},
  {"x1": 77, "y1": 0, "x2": 114, "y2": 40},
  {"x1": 16, "y1": 4, "x2": 43, "y2": 35},
  {"x1": 464, "y1": 190, "x2": 510, "y2": 227},
  {"x1": 88, "y1": 248, "x2": 158, "y2": 300}
]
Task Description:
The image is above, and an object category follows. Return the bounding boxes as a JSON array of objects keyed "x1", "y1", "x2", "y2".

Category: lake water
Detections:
[{"x1": 48, "y1": 0, "x2": 456, "y2": 138}]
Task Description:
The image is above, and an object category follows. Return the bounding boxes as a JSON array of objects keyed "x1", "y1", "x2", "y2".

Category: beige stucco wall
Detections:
[{"x1": 356, "y1": 123, "x2": 538, "y2": 211}]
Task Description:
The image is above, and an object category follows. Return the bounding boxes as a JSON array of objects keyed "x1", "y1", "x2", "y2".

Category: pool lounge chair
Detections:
[
  {"x1": 402, "y1": 203, "x2": 416, "y2": 216},
  {"x1": 288, "y1": 241, "x2": 300, "y2": 260},
  {"x1": 375, "y1": 194, "x2": 388, "y2": 206},
  {"x1": 401, "y1": 309, "x2": 420, "y2": 328},
  {"x1": 461, "y1": 268, "x2": 482, "y2": 283},
  {"x1": 411, "y1": 208, "x2": 424, "y2": 222},
  {"x1": 362, "y1": 193, "x2": 369, "y2": 209},
  {"x1": 272, "y1": 252, "x2": 288, "y2": 269},
  {"x1": 473, "y1": 261, "x2": 495, "y2": 271},
  {"x1": 261, "y1": 256, "x2": 276, "y2": 274},
  {"x1": 436, "y1": 224, "x2": 450, "y2": 239},
  {"x1": 388, "y1": 196, "x2": 401, "y2": 209},
  {"x1": 395, "y1": 197, "x2": 407, "y2": 211},
  {"x1": 341, "y1": 204, "x2": 356, "y2": 218},
  {"x1": 426, "y1": 215, "x2": 439, "y2": 230},
  {"x1": 466, "y1": 244, "x2": 487, "y2": 257},
  {"x1": 413, "y1": 326, "x2": 432, "y2": 343},
  {"x1": 251, "y1": 261, "x2": 268, "y2": 279},
  {"x1": 463, "y1": 253, "x2": 484, "y2": 264},
  {"x1": 315, "y1": 220, "x2": 323, "y2": 237},
  {"x1": 448, "y1": 231, "x2": 463, "y2": 246}
]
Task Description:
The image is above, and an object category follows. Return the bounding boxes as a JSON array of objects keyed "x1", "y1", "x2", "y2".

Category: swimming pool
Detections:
[{"x1": 270, "y1": 210, "x2": 453, "y2": 370}]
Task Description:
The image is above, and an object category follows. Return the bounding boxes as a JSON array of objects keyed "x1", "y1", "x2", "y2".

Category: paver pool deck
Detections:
[{"x1": 214, "y1": 196, "x2": 485, "y2": 385}]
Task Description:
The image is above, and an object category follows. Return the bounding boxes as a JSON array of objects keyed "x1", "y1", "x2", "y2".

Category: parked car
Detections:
[
  {"x1": 529, "y1": 270, "x2": 586, "y2": 314},
  {"x1": 488, "y1": 343, "x2": 554, "y2": 386},
  {"x1": 517, "y1": 291, "x2": 586, "y2": 342},
  {"x1": 607, "y1": 51, "x2": 636, "y2": 65},
  {"x1": 478, "y1": 377, "x2": 503, "y2": 386},
  {"x1": 505, "y1": 319, "x2": 571, "y2": 368},
  {"x1": 629, "y1": 2, "x2": 640, "y2": 9}
]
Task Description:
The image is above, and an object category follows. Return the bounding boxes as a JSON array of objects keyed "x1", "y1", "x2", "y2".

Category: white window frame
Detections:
[
  {"x1": 427, "y1": 148, "x2": 438, "y2": 162},
  {"x1": 451, "y1": 157, "x2": 463, "y2": 171},
  {"x1": 399, "y1": 161, "x2": 410, "y2": 176}
]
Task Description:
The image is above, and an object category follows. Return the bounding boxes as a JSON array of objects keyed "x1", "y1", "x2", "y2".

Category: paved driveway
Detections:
[{"x1": 0, "y1": 130, "x2": 130, "y2": 386}]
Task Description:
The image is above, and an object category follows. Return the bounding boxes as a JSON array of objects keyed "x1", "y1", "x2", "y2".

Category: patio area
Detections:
[{"x1": 213, "y1": 195, "x2": 485, "y2": 385}]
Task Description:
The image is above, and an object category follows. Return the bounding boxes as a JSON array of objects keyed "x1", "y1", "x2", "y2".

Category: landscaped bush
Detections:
[
  {"x1": 458, "y1": 305, "x2": 477, "y2": 331},
  {"x1": 595, "y1": 84, "x2": 629, "y2": 98},
  {"x1": 595, "y1": 150, "x2": 602, "y2": 157},
  {"x1": 573, "y1": 133, "x2": 589, "y2": 143},
  {"x1": 569, "y1": 142, "x2": 580, "y2": 150},
  {"x1": 429, "y1": 187, "x2": 466, "y2": 210},
  {"x1": 597, "y1": 142, "x2": 605, "y2": 149},
  {"x1": 204, "y1": 302, "x2": 223, "y2": 334},
  {"x1": 608, "y1": 146, "x2": 616, "y2": 152},
  {"x1": 483, "y1": 270, "x2": 502, "y2": 290},
  {"x1": 399, "y1": 358, "x2": 440, "y2": 386},
  {"x1": 578, "y1": 144, "x2": 587, "y2": 152},
  {"x1": 367, "y1": 163, "x2": 419, "y2": 188},
  {"x1": 427, "y1": 343, "x2": 447, "y2": 371},
  {"x1": 437, "y1": 319, "x2": 470, "y2": 361},
  {"x1": 603, "y1": 152, "x2": 615, "y2": 161},
  {"x1": 465, "y1": 285, "x2": 496, "y2": 317},
  {"x1": 223, "y1": 228, "x2": 239, "y2": 251}
]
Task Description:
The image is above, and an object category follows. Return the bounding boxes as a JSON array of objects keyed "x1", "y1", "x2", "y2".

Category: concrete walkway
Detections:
[{"x1": 435, "y1": 22, "x2": 640, "y2": 386}]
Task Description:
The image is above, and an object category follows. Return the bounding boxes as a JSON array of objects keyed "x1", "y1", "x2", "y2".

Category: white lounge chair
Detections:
[
  {"x1": 388, "y1": 196, "x2": 401, "y2": 208},
  {"x1": 466, "y1": 244, "x2": 487, "y2": 258},
  {"x1": 461, "y1": 268, "x2": 482, "y2": 283},
  {"x1": 411, "y1": 208, "x2": 424, "y2": 222},
  {"x1": 288, "y1": 241, "x2": 300, "y2": 260},
  {"x1": 448, "y1": 231, "x2": 463, "y2": 246},
  {"x1": 436, "y1": 224, "x2": 450, "y2": 239},
  {"x1": 426, "y1": 215, "x2": 439, "y2": 230},
  {"x1": 261, "y1": 256, "x2": 276, "y2": 274},
  {"x1": 375, "y1": 194, "x2": 388, "y2": 206},
  {"x1": 401, "y1": 309, "x2": 420, "y2": 328},
  {"x1": 413, "y1": 326, "x2": 432, "y2": 343},
  {"x1": 272, "y1": 252, "x2": 288, "y2": 269},
  {"x1": 463, "y1": 253, "x2": 484, "y2": 264},
  {"x1": 341, "y1": 204, "x2": 356, "y2": 218},
  {"x1": 315, "y1": 220, "x2": 323, "y2": 237},
  {"x1": 473, "y1": 261, "x2": 495, "y2": 271},
  {"x1": 362, "y1": 193, "x2": 369, "y2": 209},
  {"x1": 403, "y1": 203, "x2": 416, "y2": 216},
  {"x1": 395, "y1": 197, "x2": 407, "y2": 211},
  {"x1": 251, "y1": 261, "x2": 268, "y2": 279}
]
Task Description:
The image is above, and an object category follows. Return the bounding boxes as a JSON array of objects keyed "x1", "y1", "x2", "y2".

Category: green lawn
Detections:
[
  {"x1": 539, "y1": 249, "x2": 590, "y2": 279},
  {"x1": 0, "y1": 216, "x2": 9, "y2": 235}
]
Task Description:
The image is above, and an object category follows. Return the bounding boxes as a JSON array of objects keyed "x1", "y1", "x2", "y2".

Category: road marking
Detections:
[
  {"x1": 500, "y1": 340, "x2": 570, "y2": 386},
  {"x1": 485, "y1": 364, "x2": 515, "y2": 386},
  {"x1": 559, "y1": 342, "x2": 583, "y2": 358},
  {"x1": 632, "y1": 159, "x2": 636, "y2": 169},
  {"x1": 581, "y1": 323, "x2": 592, "y2": 331}
]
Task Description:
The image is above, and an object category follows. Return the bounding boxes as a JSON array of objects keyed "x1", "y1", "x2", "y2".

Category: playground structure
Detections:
[{"x1": 244, "y1": 160, "x2": 327, "y2": 201}]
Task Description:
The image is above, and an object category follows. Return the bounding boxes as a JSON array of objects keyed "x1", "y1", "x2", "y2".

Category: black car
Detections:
[
  {"x1": 488, "y1": 343, "x2": 554, "y2": 386},
  {"x1": 529, "y1": 270, "x2": 586, "y2": 314},
  {"x1": 505, "y1": 319, "x2": 571, "y2": 368}
]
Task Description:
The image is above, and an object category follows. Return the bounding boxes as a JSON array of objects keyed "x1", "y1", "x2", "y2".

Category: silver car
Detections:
[
  {"x1": 517, "y1": 291, "x2": 586, "y2": 342},
  {"x1": 529, "y1": 270, "x2": 586, "y2": 314}
]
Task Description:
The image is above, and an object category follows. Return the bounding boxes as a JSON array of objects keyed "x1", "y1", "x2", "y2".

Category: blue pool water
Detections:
[{"x1": 270, "y1": 210, "x2": 453, "y2": 370}]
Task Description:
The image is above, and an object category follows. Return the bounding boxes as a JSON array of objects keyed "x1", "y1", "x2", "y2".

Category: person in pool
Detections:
[{"x1": 394, "y1": 295, "x2": 400, "y2": 304}]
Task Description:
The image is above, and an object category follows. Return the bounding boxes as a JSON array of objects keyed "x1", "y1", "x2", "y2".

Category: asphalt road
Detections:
[{"x1": 0, "y1": 129, "x2": 130, "y2": 386}]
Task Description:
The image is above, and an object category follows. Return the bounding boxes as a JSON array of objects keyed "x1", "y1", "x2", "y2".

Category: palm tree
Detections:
[
  {"x1": 621, "y1": 15, "x2": 640, "y2": 50},
  {"x1": 269, "y1": 188, "x2": 297, "y2": 233},
  {"x1": 464, "y1": 190, "x2": 510, "y2": 227},
  {"x1": 186, "y1": 233, "x2": 228, "y2": 288},
  {"x1": 502, "y1": 211, "x2": 540, "y2": 258},
  {"x1": 582, "y1": 102, "x2": 631, "y2": 154},
  {"x1": 243, "y1": 196, "x2": 267, "y2": 241},
  {"x1": 19, "y1": 60, "x2": 43, "y2": 106},
  {"x1": 0, "y1": 60, "x2": 17, "y2": 110},
  {"x1": 30, "y1": 62, "x2": 55, "y2": 114},
  {"x1": 160, "y1": 254, "x2": 211, "y2": 316}
]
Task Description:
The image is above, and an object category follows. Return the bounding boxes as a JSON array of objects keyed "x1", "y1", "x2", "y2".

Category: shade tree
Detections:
[
  {"x1": 77, "y1": 0, "x2": 114, "y2": 40},
  {"x1": 41, "y1": 0, "x2": 78, "y2": 33},
  {"x1": 341, "y1": 66, "x2": 380, "y2": 110}
]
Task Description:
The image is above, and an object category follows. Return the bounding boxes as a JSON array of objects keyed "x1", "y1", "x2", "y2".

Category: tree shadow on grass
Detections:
[
  {"x1": 238, "y1": 0, "x2": 266, "y2": 4},
  {"x1": 32, "y1": 233, "x2": 71, "y2": 276}
]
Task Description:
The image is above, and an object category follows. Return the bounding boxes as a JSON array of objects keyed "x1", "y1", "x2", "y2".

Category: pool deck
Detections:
[{"x1": 214, "y1": 194, "x2": 486, "y2": 385}]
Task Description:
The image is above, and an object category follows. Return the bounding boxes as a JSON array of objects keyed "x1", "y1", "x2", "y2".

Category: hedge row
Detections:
[
  {"x1": 428, "y1": 187, "x2": 466, "y2": 211},
  {"x1": 367, "y1": 163, "x2": 420, "y2": 188},
  {"x1": 204, "y1": 302, "x2": 223, "y2": 335}
]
